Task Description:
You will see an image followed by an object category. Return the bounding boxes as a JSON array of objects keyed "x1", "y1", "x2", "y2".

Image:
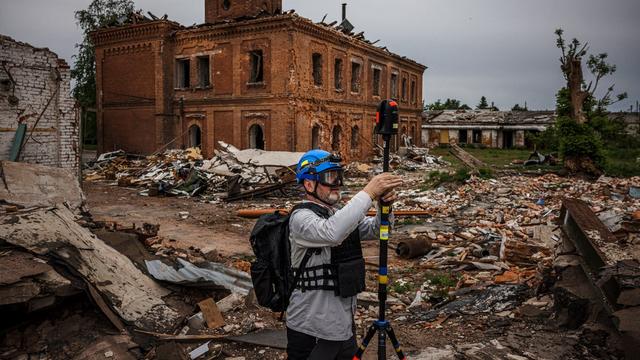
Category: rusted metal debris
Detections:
[{"x1": 396, "y1": 235, "x2": 433, "y2": 259}]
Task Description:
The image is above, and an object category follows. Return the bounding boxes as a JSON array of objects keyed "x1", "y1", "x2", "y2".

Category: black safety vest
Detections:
[{"x1": 292, "y1": 202, "x2": 366, "y2": 298}]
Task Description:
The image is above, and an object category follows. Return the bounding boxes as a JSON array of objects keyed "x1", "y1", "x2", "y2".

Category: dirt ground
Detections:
[
  {"x1": 80, "y1": 180, "x2": 627, "y2": 360},
  {"x1": 85, "y1": 181, "x2": 257, "y2": 257}
]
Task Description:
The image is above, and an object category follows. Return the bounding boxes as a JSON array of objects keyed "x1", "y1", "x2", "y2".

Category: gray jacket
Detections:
[{"x1": 286, "y1": 191, "x2": 385, "y2": 341}]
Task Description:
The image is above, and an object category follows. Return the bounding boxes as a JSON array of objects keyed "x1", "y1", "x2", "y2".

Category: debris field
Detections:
[{"x1": 1, "y1": 146, "x2": 639, "y2": 360}]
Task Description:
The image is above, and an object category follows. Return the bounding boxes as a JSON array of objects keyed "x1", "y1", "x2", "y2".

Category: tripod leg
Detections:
[
  {"x1": 378, "y1": 328, "x2": 386, "y2": 360},
  {"x1": 352, "y1": 323, "x2": 377, "y2": 360},
  {"x1": 385, "y1": 325, "x2": 407, "y2": 360}
]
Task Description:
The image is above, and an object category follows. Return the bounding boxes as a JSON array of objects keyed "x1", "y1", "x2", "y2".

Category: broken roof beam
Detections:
[
  {"x1": 448, "y1": 143, "x2": 486, "y2": 169},
  {"x1": 559, "y1": 198, "x2": 622, "y2": 313}
]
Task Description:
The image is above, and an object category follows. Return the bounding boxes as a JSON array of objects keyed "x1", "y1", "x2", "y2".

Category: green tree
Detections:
[
  {"x1": 538, "y1": 29, "x2": 632, "y2": 175},
  {"x1": 72, "y1": 0, "x2": 135, "y2": 108},
  {"x1": 511, "y1": 103, "x2": 528, "y2": 111},
  {"x1": 554, "y1": 29, "x2": 627, "y2": 124},
  {"x1": 477, "y1": 96, "x2": 489, "y2": 109},
  {"x1": 426, "y1": 98, "x2": 470, "y2": 110}
]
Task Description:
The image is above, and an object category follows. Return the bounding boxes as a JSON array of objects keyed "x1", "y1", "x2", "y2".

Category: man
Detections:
[{"x1": 286, "y1": 149, "x2": 403, "y2": 360}]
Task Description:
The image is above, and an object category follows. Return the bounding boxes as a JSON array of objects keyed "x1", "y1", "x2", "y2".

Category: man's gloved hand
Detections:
[{"x1": 362, "y1": 173, "x2": 403, "y2": 201}]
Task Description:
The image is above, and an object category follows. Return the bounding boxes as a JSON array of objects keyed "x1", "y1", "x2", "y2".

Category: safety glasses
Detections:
[{"x1": 317, "y1": 169, "x2": 343, "y2": 187}]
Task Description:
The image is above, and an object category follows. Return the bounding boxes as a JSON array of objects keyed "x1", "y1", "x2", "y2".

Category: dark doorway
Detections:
[
  {"x1": 458, "y1": 129, "x2": 468, "y2": 144},
  {"x1": 249, "y1": 124, "x2": 264, "y2": 150},
  {"x1": 503, "y1": 130, "x2": 514, "y2": 149},
  {"x1": 472, "y1": 129, "x2": 482, "y2": 144},
  {"x1": 189, "y1": 125, "x2": 202, "y2": 148}
]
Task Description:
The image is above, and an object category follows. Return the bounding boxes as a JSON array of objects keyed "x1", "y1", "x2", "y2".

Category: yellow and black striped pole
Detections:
[{"x1": 354, "y1": 100, "x2": 406, "y2": 360}]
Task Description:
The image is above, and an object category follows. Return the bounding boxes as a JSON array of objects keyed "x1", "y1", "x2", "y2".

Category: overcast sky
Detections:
[{"x1": 1, "y1": 0, "x2": 638, "y2": 111}]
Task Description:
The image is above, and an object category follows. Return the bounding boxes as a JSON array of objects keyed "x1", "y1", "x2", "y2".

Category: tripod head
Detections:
[{"x1": 375, "y1": 100, "x2": 399, "y2": 138}]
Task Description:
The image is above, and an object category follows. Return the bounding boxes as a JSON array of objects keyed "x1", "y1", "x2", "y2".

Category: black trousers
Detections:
[{"x1": 286, "y1": 327, "x2": 357, "y2": 360}]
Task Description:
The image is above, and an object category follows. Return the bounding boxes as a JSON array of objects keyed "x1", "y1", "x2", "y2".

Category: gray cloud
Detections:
[{"x1": 1, "y1": 0, "x2": 638, "y2": 110}]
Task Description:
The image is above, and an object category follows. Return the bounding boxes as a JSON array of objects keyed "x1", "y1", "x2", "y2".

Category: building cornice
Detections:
[
  {"x1": 173, "y1": 14, "x2": 426, "y2": 73},
  {"x1": 174, "y1": 15, "x2": 294, "y2": 44},
  {"x1": 289, "y1": 17, "x2": 427, "y2": 73},
  {"x1": 91, "y1": 20, "x2": 181, "y2": 47}
]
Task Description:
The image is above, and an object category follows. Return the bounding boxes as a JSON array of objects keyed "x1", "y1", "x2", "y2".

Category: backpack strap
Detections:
[{"x1": 290, "y1": 201, "x2": 331, "y2": 219}]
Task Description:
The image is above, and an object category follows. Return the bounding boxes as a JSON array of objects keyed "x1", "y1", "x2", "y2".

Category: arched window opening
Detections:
[
  {"x1": 188, "y1": 124, "x2": 202, "y2": 148},
  {"x1": 331, "y1": 125, "x2": 341, "y2": 151},
  {"x1": 311, "y1": 125, "x2": 320, "y2": 149},
  {"x1": 350, "y1": 126, "x2": 359, "y2": 149},
  {"x1": 249, "y1": 124, "x2": 265, "y2": 150}
]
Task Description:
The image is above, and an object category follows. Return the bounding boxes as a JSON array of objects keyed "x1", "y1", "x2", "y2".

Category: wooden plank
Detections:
[
  {"x1": 449, "y1": 143, "x2": 486, "y2": 169},
  {"x1": 135, "y1": 329, "x2": 227, "y2": 342},
  {"x1": 197, "y1": 298, "x2": 225, "y2": 329},
  {"x1": 0, "y1": 127, "x2": 57, "y2": 132}
]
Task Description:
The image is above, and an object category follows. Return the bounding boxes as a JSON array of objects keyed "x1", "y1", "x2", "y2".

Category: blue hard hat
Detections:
[{"x1": 295, "y1": 149, "x2": 342, "y2": 184}]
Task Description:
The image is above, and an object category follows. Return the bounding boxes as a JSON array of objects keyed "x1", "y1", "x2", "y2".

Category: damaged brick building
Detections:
[
  {"x1": 0, "y1": 35, "x2": 78, "y2": 171},
  {"x1": 92, "y1": 0, "x2": 426, "y2": 160}
]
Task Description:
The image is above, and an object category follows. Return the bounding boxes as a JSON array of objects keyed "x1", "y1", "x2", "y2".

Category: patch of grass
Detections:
[
  {"x1": 603, "y1": 147, "x2": 640, "y2": 177},
  {"x1": 395, "y1": 217, "x2": 422, "y2": 226},
  {"x1": 390, "y1": 280, "x2": 414, "y2": 294},
  {"x1": 429, "y1": 147, "x2": 463, "y2": 168},
  {"x1": 421, "y1": 271, "x2": 460, "y2": 300},
  {"x1": 465, "y1": 147, "x2": 532, "y2": 167},
  {"x1": 453, "y1": 168, "x2": 470, "y2": 182},
  {"x1": 478, "y1": 167, "x2": 494, "y2": 179},
  {"x1": 430, "y1": 146, "x2": 545, "y2": 169},
  {"x1": 423, "y1": 168, "x2": 470, "y2": 189},
  {"x1": 424, "y1": 272, "x2": 458, "y2": 288}
]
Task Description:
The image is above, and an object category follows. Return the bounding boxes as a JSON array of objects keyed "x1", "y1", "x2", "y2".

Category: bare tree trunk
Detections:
[{"x1": 566, "y1": 59, "x2": 589, "y2": 124}]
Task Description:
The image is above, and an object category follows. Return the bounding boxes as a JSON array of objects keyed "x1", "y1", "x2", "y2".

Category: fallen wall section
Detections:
[{"x1": 0, "y1": 35, "x2": 78, "y2": 171}]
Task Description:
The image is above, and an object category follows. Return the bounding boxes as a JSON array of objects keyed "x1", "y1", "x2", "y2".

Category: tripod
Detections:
[{"x1": 354, "y1": 101, "x2": 406, "y2": 360}]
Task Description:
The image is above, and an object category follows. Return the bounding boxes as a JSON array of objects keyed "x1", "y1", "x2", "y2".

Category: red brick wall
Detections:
[
  {"x1": 102, "y1": 107, "x2": 156, "y2": 154},
  {"x1": 93, "y1": 16, "x2": 425, "y2": 160},
  {"x1": 213, "y1": 110, "x2": 234, "y2": 148},
  {"x1": 102, "y1": 50, "x2": 155, "y2": 104}
]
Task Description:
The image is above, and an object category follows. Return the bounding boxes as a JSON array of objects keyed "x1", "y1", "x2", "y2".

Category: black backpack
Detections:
[{"x1": 249, "y1": 203, "x2": 319, "y2": 312}]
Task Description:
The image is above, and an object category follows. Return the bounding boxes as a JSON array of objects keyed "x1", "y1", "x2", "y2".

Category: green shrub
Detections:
[
  {"x1": 478, "y1": 167, "x2": 494, "y2": 179},
  {"x1": 453, "y1": 168, "x2": 471, "y2": 182},
  {"x1": 556, "y1": 116, "x2": 605, "y2": 168}
]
